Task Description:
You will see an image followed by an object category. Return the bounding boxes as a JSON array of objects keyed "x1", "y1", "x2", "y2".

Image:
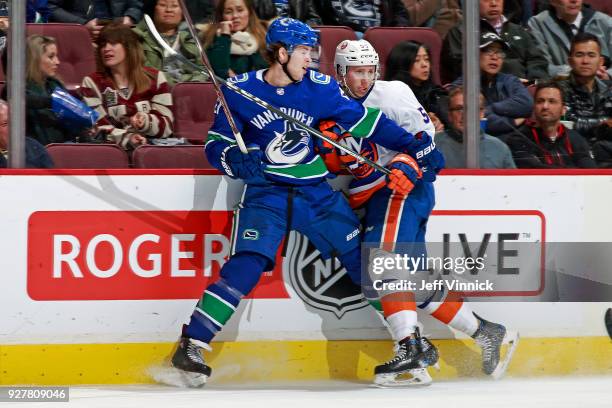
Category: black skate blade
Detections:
[
  {"x1": 149, "y1": 365, "x2": 208, "y2": 388},
  {"x1": 373, "y1": 368, "x2": 433, "y2": 388},
  {"x1": 605, "y1": 308, "x2": 612, "y2": 339}
]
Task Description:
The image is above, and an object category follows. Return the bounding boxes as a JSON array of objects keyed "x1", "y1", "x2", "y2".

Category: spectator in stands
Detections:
[
  {"x1": 435, "y1": 86, "x2": 516, "y2": 168},
  {"x1": 0, "y1": 100, "x2": 54, "y2": 169},
  {"x1": 528, "y1": 0, "x2": 612, "y2": 79},
  {"x1": 506, "y1": 81, "x2": 596, "y2": 168},
  {"x1": 28, "y1": 1, "x2": 51, "y2": 23},
  {"x1": 385, "y1": 40, "x2": 449, "y2": 132},
  {"x1": 558, "y1": 33, "x2": 612, "y2": 166},
  {"x1": 402, "y1": 0, "x2": 461, "y2": 39},
  {"x1": 0, "y1": 1, "x2": 8, "y2": 55},
  {"x1": 453, "y1": 32, "x2": 533, "y2": 139},
  {"x1": 49, "y1": 0, "x2": 144, "y2": 41},
  {"x1": 252, "y1": 0, "x2": 322, "y2": 26},
  {"x1": 184, "y1": 0, "x2": 216, "y2": 24},
  {"x1": 442, "y1": 0, "x2": 549, "y2": 83},
  {"x1": 135, "y1": 0, "x2": 208, "y2": 86},
  {"x1": 2, "y1": 35, "x2": 89, "y2": 145},
  {"x1": 81, "y1": 23, "x2": 173, "y2": 149},
  {"x1": 316, "y1": 0, "x2": 411, "y2": 37},
  {"x1": 200, "y1": 0, "x2": 268, "y2": 79}
]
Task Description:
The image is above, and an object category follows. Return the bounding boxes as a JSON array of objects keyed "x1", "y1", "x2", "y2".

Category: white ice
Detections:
[{"x1": 22, "y1": 377, "x2": 612, "y2": 408}]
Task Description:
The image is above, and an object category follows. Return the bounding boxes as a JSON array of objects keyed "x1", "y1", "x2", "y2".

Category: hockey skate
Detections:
[
  {"x1": 472, "y1": 313, "x2": 519, "y2": 379},
  {"x1": 167, "y1": 336, "x2": 212, "y2": 388},
  {"x1": 373, "y1": 330, "x2": 439, "y2": 387}
]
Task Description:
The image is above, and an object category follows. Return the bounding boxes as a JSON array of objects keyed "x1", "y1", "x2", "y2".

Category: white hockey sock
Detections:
[{"x1": 386, "y1": 310, "x2": 418, "y2": 341}]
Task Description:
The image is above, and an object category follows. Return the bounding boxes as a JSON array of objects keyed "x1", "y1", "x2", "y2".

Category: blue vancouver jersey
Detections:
[{"x1": 205, "y1": 69, "x2": 418, "y2": 185}]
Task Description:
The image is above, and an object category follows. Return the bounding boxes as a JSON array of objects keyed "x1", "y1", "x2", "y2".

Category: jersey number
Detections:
[{"x1": 418, "y1": 107, "x2": 431, "y2": 124}]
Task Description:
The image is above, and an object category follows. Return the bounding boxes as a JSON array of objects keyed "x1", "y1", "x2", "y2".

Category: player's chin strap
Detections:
[{"x1": 279, "y1": 46, "x2": 299, "y2": 84}]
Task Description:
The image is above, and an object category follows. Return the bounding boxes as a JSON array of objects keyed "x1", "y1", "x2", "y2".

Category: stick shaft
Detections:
[
  {"x1": 143, "y1": 14, "x2": 389, "y2": 175},
  {"x1": 175, "y1": 1, "x2": 248, "y2": 153}
]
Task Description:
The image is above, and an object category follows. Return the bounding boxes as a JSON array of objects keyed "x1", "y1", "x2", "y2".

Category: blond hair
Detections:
[{"x1": 26, "y1": 35, "x2": 60, "y2": 86}]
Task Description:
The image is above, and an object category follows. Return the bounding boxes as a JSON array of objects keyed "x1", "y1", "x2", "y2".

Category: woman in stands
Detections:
[
  {"x1": 134, "y1": 0, "x2": 208, "y2": 86},
  {"x1": 385, "y1": 40, "x2": 449, "y2": 132},
  {"x1": 81, "y1": 22, "x2": 174, "y2": 150},
  {"x1": 200, "y1": 0, "x2": 268, "y2": 79},
  {"x1": 17, "y1": 35, "x2": 87, "y2": 145}
]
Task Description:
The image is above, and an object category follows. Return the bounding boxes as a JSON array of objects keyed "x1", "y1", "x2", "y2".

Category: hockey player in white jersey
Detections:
[{"x1": 320, "y1": 39, "x2": 518, "y2": 385}]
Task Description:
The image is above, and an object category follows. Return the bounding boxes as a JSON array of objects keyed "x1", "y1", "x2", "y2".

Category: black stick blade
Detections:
[{"x1": 605, "y1": 308, "x2": 612, "y2": 339}]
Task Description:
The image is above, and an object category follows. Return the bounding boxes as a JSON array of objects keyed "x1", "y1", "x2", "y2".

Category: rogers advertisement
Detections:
[{"x1": 27, "y1": 211, "x2": 289, "y2": 301}]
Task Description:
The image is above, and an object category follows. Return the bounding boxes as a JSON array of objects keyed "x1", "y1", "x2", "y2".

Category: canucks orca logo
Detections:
[
  {"x1": 283, "y1": 231, "x2": 368, "y2": 319},
  {"x1": 265, "y1": 121, "x2": 311, "y2": 164}
]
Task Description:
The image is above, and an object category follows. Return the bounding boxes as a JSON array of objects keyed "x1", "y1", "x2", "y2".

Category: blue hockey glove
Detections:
[
  {"x1": 51, "y1": 87, "x2": 99, "y2": 128},
  {"x1": 220, "y1": 144, "x2": 267, "y2": 184},
  {"x1": 386, "y1": 154, "x2": 422, "y2": 195},
  {"x1": 406, "y1": 132, "x2": 445, "y2": 182}
]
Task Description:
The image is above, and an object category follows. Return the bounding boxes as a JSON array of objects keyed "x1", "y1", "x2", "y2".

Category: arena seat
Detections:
[
  {"x1": 314, "y1": 26, "x2": 358, "y2": 76},
  {"x1": 46, "y1": 143, "x2": 130, "y2": 168},
  {"x1": 171, "y1": 82, "x2": 217, "y2": 144},
  {"x1": 132, "y1": 145, "x2": 212, "y2": 168},
  {"x1": 364, "y1": 27, "x2": 442, "y2": 84},
  {"x1": 0, "y1": 24, "x2": 97, "y2": 91}
]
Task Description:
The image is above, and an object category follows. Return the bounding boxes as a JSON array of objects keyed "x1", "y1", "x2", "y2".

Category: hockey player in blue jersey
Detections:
[
  {"x1": 168, "y1": 18, "x2": 443, "y2": 387},
  {"x1": 319, "y1": 39, "x2": 518, "y2": 384}
]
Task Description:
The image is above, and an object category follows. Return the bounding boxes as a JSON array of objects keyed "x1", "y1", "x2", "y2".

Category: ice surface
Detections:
[{"x1": 23, "y1": 377, "x2": 612, "y2": 408}]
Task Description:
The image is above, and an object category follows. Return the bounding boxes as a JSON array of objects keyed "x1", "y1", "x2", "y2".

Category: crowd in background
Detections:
[{"x1": 0, "y1": 0, "x2": 611, "y2": 169}]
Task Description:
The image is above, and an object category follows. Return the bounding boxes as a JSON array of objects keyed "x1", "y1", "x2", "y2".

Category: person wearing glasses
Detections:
[
  {"x1": 434, "y1": 86, "x2": 516, "y2": 169},
  {"x1": 452, "y1": 32, "x2": 533, "y2": 140}
]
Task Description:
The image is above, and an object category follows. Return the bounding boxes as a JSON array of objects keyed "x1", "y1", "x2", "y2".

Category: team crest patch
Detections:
[
  {"x1": 228, "y1": 73, "x2": 249, "y2": 83},
  {"x1": 283, "y1": 232, "x2": 368, "y2": 319},
  {"x1": 243, "y1": 229, "x2": 259, "y2": 240},
  {"x1": 265, "y1": 121, "x2": 310, "y2": 164},
  {"x1": 310, "y1": 71, "x2": 330, "y2": 85},
  {"x1": 102, "y1": 88, "x2": 119, "y2": 106}
]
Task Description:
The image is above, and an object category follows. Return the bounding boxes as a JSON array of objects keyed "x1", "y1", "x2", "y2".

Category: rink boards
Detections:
[{"x1": 1, "y1": 169, "x2": 612, "y2": 384}]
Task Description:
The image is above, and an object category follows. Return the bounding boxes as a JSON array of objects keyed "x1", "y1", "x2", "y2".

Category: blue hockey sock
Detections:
[{"x1": 184, "y1": 252, "x2": 268, "y2": 344}]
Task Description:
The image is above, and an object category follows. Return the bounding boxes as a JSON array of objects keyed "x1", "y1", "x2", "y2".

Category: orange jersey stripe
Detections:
[
  {"x1": 431, "y1": 298, "x2": 464, "y2": 324},
  {"x1": 381, "y1": 292, "x2": 416, "y2": 318},
  {"x1": 381, "y1": 194, "x2": 405, "y2": 252}
]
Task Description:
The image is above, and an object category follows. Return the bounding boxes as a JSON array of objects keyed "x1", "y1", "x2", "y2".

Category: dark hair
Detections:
[
  {"x1": 534, "y1": 81, "x2": 565, "y2": 103},
  {"x1": 570, "y1": 32, "x2": 602, "y2": 55},
  {"x1": 95, "y1": 22, "x2": 152, "y2": 94},
  {"x1": 384, "y1": 40, "x2": 431, "y2": 85}
]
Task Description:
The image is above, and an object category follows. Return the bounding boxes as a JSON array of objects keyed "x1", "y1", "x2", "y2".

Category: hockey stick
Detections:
[
  {"x1": 175, "y1": 2, "x2": 248, "y2": 154},
  {"x1": 143, "y1": 14, "x2": 391, "y2": 175},
  {"x1": 605, "y1": 308, "x2": 612, "y2": 339}
]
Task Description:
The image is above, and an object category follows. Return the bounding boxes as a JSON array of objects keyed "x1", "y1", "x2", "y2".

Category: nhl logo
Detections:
[
  {"x1": 283, "y1": 231, "x2": 368, "y2": 319},
  {"x1": 276, "y1": 88, "x2": 285, "y2": 95}
]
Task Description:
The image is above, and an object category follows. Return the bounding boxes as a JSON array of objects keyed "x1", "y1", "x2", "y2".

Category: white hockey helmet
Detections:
[{"x1": 334, "y1": 39, "x2": 380, "y2": 77}]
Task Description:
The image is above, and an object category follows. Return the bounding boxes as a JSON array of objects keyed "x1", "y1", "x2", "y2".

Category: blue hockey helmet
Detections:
[{"x1": 265, "y1": 18, "x2": 319, "y2": 53}]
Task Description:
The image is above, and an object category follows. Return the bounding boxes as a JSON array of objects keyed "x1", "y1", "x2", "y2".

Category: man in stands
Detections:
[
  {"x1": 506, "y1": 81, "x2": 596, "y2": 168},
  {"x1": 453, "y1": 32, "x2": 533, "y2": 139},
  {"x1": 49, "y1": 0, "x2": 143, "y2": 41},
  {"x1": 443, "y1": 0, "x2": 548, "y2": 83},
  {"x1": 558, "y1": 32, "x2": 612, "y2": 166},
  {"x1": 435, "y1": 86, "x2": 516, "y2": 168},
  {"x1": 0, "y1": 99, "x2": 54, "y2": 169},
  {"x1": 528, "y1": 0, "x2": 612, "y2": 79}
]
